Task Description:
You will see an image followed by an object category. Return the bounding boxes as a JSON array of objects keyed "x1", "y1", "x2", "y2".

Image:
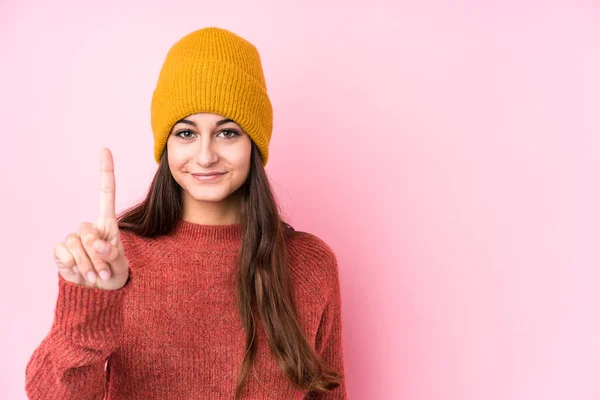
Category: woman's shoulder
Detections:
[
  {"x1": 286, "y1": 229, "x2": 337, "y2": 263},
  {"x1": 285, "y1": 227, "x2": 341, "y2": 300}
]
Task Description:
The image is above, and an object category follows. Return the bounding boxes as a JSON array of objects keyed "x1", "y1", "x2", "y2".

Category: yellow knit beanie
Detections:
[{"x1": 151, "y1": 27, "x2": 273, "y2": 166}]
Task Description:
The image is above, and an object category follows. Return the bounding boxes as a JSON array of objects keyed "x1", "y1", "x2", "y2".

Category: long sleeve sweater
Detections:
[{"x1": 25, "y1": 220, "x2": 347, "y2": 399}]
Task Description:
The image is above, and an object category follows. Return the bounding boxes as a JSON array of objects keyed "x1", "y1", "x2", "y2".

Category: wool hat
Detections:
[{"x1": 150, "y1": 27, "x2": 273, "y2": 166}]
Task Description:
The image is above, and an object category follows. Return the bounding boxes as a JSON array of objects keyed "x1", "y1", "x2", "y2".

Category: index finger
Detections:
[{"x1": 99, "y1": 148, "x2": 116, "y2": 219}]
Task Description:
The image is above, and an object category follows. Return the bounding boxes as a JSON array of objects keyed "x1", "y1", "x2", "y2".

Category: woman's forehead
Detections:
[{"x1": 174, "y1": 113, "x2": 240, "y2": 127}]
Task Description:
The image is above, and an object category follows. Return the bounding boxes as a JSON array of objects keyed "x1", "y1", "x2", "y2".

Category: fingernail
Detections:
[
  {"x1": 99, "y1": 270, "x2": 110, "y2": 280},
  {"x1": 72, "y1": 266, "x2": 79, "y2": 274},
  {"x1": 87, "y1": 271, "x2": 97, "y2": 283}
]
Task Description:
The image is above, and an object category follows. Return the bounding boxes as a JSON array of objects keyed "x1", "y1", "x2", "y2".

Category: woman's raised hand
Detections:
[{"x1": 53, "y1": 148, "x2": 130, "y2": 291}]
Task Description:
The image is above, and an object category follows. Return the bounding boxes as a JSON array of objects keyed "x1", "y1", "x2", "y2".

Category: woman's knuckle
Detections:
[
  {"x1": 65, "y1": 234, "x2": 75, "y2": 245},
  {"x1": 70, "y1": 250, "x2": 89, "y2": 270},
  {"x1": 83, "y1": 234, "x2": 96, "y2": 248}
]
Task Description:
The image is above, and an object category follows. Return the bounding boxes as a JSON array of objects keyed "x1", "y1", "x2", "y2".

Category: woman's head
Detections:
[
  {"x1": 151, "y1": 26, "x2": 273, "y2": 223},
  {"x1": 166, "y1": 112, "x2": 252, "y2": 221}
]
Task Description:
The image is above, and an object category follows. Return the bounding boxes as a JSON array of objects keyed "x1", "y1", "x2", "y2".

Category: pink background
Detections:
[{"x1": 2, "y1": 1, "x2": 599, "y2": 399}]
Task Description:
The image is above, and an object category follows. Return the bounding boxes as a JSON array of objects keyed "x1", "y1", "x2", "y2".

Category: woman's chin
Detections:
[{"x1": 185, "y1": 187, "x2": 232, "y2": 203}]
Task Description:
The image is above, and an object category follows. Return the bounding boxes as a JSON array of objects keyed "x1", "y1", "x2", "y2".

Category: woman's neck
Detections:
[{"x1": 181, "y1": 191, "x2": 242, "y2": 226}]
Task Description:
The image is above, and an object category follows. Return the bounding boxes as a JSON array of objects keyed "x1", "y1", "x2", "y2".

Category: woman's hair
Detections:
[{"x1": 116, "y1": 140, "x2": 344, "y2": 397}]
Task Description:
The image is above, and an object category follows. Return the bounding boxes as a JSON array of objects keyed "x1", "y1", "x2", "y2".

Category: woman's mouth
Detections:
[{"x1": 191, "y1": 172, "x2": 226, "y2": 182}]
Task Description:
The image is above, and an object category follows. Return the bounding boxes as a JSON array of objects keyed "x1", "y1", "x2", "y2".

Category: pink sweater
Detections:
[{"x1": 25, "y1": 220, "x2": 347, "y2": 399}]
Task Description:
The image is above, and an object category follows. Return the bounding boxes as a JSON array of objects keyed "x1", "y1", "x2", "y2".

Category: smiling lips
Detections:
[
  {"x1": 192, "y1": 172, "x2": 225, "y2": 176},
  {"x1": 191, "y1": 172, "x2": 226, "y2": 182}
]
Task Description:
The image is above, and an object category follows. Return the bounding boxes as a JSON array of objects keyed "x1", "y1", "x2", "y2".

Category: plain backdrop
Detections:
[{"x1": 1, "y1": 0, "x2": 599, "y2": 399}]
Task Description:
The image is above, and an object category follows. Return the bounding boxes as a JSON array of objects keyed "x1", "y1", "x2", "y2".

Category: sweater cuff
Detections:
[{"x1": 52, "y1": 273, "x2": 131, "y2": 345}]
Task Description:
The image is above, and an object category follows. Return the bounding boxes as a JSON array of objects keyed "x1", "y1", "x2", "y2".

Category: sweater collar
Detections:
[{"x1": 172, "y1": 219, "x2": 243, "y2": 250}]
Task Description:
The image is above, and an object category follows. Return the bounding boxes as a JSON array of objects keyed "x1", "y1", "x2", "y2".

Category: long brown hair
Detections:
[{"x1": 116, "y1": 140, "x2": 344, "y2": 397}]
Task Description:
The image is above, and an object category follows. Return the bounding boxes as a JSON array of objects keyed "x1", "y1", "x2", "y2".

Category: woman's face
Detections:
[{"x1": 167, "y1": 112, "x2": 252, "y2": 207}]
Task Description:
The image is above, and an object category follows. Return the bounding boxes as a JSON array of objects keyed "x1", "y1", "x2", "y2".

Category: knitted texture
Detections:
[
  {"x1": 151, "y1": 27, "x2": 273, "y2": 166},
  {"x1": 25, "y1": 221, "x2": 347, "y2": 399}
]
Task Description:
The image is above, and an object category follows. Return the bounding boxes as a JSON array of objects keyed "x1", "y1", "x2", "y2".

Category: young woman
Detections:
[{"x1": 25, "y1": 27, "x2": 347, "y2": 399}]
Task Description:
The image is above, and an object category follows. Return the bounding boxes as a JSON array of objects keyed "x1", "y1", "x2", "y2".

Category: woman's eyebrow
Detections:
[{"x1": 174, "y1": 118, "x2": 235, "y2": 128}]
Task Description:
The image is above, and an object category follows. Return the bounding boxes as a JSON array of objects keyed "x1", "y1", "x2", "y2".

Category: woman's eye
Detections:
[
  {"x1": 176, "y1": 130, "x2": 196, "y2": 139},
  {"x1": 218, "y1": 129, "x2": 240, "y2": 139}
]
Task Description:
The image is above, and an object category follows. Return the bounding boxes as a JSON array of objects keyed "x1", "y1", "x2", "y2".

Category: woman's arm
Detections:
[
  {"x1": 307, "y1": 256, "x2": 348, "y2": 399},
  {"x1": 25, "y1": 273, "x2": 130, "y2": 399}
]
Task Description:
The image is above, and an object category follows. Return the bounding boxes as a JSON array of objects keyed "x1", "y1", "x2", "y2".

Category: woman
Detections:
[{"x1": 25, "y1": 27, "x2": 347, "y2": 399}]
